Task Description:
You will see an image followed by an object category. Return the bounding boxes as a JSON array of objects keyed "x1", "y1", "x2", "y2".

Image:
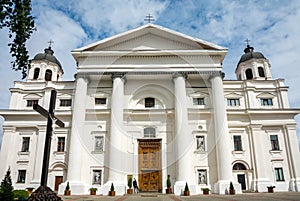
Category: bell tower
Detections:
[
  {"x1": 28, "y1": 43, "x2": 63, "y2": 82},
  {"x1": 235, "y1": 41, "x2": 272, "y2": 81}
]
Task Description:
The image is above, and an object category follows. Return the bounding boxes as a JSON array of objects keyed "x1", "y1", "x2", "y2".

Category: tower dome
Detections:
[
  {"x1": 28, "y1": 46, "x2": 64, "y2": 82},
  {"x1": 237, "y1": 45, "x2": 265, "y2": 66}
]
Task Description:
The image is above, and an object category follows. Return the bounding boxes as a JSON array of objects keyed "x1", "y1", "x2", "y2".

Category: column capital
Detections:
[
  {"x1": 172, "y1": 72, "x2": 187, "y2": 80},
  {"x1": 112, "y1": 72, "x2": 126, "y2": 80},
  {"x1": 208, "y1": 71, "x2": 224, "y2": 81},
  {"x1": 75, "y1": 73, "x2": 90, "y2": 84}
]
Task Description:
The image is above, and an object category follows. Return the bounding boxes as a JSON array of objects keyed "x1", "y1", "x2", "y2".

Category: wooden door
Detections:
[
  {"x1": 54, "y1": 176, "x2": 63, "y2": 191},
  {"x1": 138, "y1": 139, "x2": 162, "y2": 192}
]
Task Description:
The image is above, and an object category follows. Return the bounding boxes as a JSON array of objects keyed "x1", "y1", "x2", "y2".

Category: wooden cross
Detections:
[
  {"x1": 33, "y1": 90, "x2": 64, "y2": 187},
  {"x1": 144, "y1": 14, "x2": 155, "y2": 23}
]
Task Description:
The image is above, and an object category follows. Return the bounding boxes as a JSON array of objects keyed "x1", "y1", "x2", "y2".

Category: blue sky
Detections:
[{"x1": 0, "y1": 0, "x2": 300, "y2": 147}]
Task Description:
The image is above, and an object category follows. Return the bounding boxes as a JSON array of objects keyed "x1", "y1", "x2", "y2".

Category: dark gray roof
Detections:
[
  {"x1": 237, "y1": 45, "x2": 265, "y2": 66},
  {"x1": 32, "y1": 47, "x2": 62, "y2": 69}
]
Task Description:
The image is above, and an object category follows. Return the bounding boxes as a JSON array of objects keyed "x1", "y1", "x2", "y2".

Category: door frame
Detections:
[{"x1": 138, "y1": 138, "x2": 162, "y2": 192}]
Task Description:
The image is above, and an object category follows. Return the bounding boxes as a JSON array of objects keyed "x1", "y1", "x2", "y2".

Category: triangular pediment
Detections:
[{"x1": 74, "y1": 24, "x2": 226, "y2": 52}]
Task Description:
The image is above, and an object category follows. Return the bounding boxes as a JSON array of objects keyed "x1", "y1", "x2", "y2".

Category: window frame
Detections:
[
  {"x1": 275, "y1": 167, "x2": 285, "y2": 181},
  {"x1": 260, "y1": 98, "x2": 273, "y2": 106},
  {"x1": 227, "y1": 98, "x2": 240, "y2": 106},
  {"x1": 26, "y1": 100, "x2": 38, "y2": 107},
  {"x1": 233, "y1": 135, "x2": 243, "y2": 151},
  {"x1": 193, "y1": 98, "x2": 205, "y2": 106},
  {"x1": 60, "y1": 99, "x2": 72, "y2": 107},
  {"x1": 144, "y1": 127, "x2": 156, "y2": 138},
  {"x1": 270, "y1": 135, "x2": 280, "y2": 151},
  {"x1": 95, "y1": 98, "x2": 107, "y2": 105},
  {"x1": 145, "y1": 97, "x2": 155, "y2": 108},
  {"x1": 57, "y1": 137, "x2": 66, "y2": 152},
  {"x1": 21, "y1": 137, "x2": 30, "y2": 152},
  {"x1": 17, "y1": 170, "x2": 26, "y2": 183}
]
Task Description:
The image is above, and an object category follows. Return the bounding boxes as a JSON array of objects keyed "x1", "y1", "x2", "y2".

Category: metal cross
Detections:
[
  {"x1": 33, "y1": 90, "x2": 65, "y2": 187},
  {"x1": 144, "y1": 14, "x2": 155, "y2": 23},
  {"x1": 48, "y1": 40, "x2": 54, "y2": 48},
  {"x1": 245, "y1": 38, "x2": 251, "y2": 46}
]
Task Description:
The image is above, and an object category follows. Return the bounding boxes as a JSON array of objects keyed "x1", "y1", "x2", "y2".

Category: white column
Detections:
[
  {"x1": 284, "y1": 124, "x2": 300, "y2": 192},
  {"x1": 59, "y1": 76, "x2": 88, "y2": 195},
  {"x1": 173, "y1": 73, "x2": 194, "y2": 195},
  {"x1": 104, "y1": 73, "x2": 126, "y2": 195},
  {"x1": 210, "y1": 72, "x2": 236, "y2": 194}
]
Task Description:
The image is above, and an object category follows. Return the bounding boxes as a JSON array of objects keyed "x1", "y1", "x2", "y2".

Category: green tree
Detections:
[
  {"x1": 0, "y1": 0, "x2": 35, "y2": 79},
  {"x1": 0, "y1": 168, "x2": 14, "y2": 201}
]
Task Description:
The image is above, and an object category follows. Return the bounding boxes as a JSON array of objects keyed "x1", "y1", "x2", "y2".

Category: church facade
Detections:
[{"x1": 0, "y1": 24, "x2": 300, "y2": 195}]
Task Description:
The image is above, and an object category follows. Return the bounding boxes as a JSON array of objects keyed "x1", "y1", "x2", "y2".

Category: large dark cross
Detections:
[
  {"x1": 28, "y1": 90, "x2": 64, "y2": 201},
  {"x1": 34, "y1": 90, "x2": 64, "y2": 186},
  {"x1": 144, "y1": 14, "x2": 155, "y2": 23}
]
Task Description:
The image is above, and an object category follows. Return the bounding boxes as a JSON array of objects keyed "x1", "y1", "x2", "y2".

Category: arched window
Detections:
[
  {"x1": 245, "y1": 69, "x2": 253, "y2": 80},
  {"x1": 144, "y1": 127, "x2": 155, "y2": 138},
  {"x1": 33, "y1": 68, "x2": 40, "y2": 80},
  {"x1": 145, "y1": 97, "x2": 155, "y2": 108},
  {"x1": 45, "y1": 69, "x2": 52, "y2": 81},
  {"x1": 233, "y1": 163, "x2": 247, "y2": 170},
  {"x1": 258, "y1": 67, "x2": 265, "y2": 77}
]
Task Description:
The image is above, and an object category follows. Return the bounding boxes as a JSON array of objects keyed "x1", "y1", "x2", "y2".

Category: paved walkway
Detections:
[{"x1": 61, "y1": 192, "x2": 300, "y2": 201}]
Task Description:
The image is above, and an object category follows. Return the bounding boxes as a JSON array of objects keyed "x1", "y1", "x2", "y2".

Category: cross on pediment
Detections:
[
  {"x1": 144, "y1": 14, "x2": 155, "y2": 23},
  {"x1": 33, "y1": 90, "x2": 65, "y2": 188}
]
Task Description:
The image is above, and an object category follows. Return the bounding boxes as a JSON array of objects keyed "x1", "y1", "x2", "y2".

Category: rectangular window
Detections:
[
  {"x1": 197, "y1": 169, "x2": 207, "y2": 184},
  {"x1": 227, "y1": 98, "x2": 240, "y2": 106},
  {"x1": 95, "y1": 98, "x2": 106, "y2": 105},
  {"x1": 94, "y1": 136, "x2": 104, "y2": 152},
  {"x1": 145, "y1": 98, "x2": 155, "y2": 108},
  {"x1": 275, "y1": 168, "x2": 285, "y2": 181},
  {"x1": 92, "y1": 170, "x2": 102, "y2": 185},
  {"x1": 144, "y1": 127, "x2": 156, "y2": 138},
  {"x1": 57, "y1": 137, "x2": 65, "y2": 152},
  {"x1": 196, "y1": 136, "x2": 205, "y2": 151},
  {"x1": 234, "y1": 135, "x2": 243, "y2": 151},
  {"x1": 261, "y1": 98, "x2": 273, "y2": 106},
  {"x1": 60, "y1": 99, "x2": 72, "y2": 107},
  {"x1": 17, "y1": 170, "x2": 26, "y2": 183},
  {"x1": 21, "y1": 137, "x2": 30, "y2": 152},
  {"x1": 27, "y1": 100, "x2": 38, "y2": 107},
  {"x1": 193, "y1": 98, "x2": 205, "y2": 105},
  {"x1": 270, "y1": 135, "x2": 280, "y2": 150}
]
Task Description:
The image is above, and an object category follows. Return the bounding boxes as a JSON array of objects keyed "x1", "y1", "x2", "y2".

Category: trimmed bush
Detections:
[{"x1": 13, "y1": 190, "x2": 29, "y2": 201}]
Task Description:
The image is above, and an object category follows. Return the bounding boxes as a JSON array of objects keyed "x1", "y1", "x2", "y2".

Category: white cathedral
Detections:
[{"x1": 0, "y1": 24, "x2": 300, "y2": 195}]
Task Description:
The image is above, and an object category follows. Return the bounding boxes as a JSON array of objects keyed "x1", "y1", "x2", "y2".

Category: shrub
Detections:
[
  {"x1": 128, "y1": 177, "x2": 132, "y2": 188},
  {"x1": 184, "y1": 182, "x2": 189, "y2": 191},
  {"x1": 13, "y1": 190, "x2": 29, "y2": 201},
  {"x1": 65, "y1": 182, "x2": 70, "y2": 191},
  {"x1": 229, "y1": 182, "x2": 234, "y2": 190},
  {"x1": 167, "y1": 175, "x2": 171, "y2": 188},
  {"x1": 0, "y1": 168, "x2": 14, "y2": 201},
  {"x1": 110, "y1": 183, "x2": 115, "y2": 191}
]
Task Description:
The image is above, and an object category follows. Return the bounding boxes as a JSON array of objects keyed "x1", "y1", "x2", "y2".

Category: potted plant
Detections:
[
  {"x1": 127, "y1": 177, "x2": 133, "y2": 194},
  {"x1": 183, "y1": 182, "x2": 190, "y2": 196},
  {"x1": 64, "y1": 182, "x2": 71, "y2": 196},
  {"x1": 267, "y1": 186, "x2": 275, "y2": 193},
  {"x1": 25, "y1": 187, "x2": 34, "y2": 195},
  {"x1": 89, "y1": 187, "x2": 97, "y2": 195},
  {"x1": 109, "y1": 182, "x2": 116, "y2": 196},
  {"x1": 229, "y1": 182, "x2": 235, "y2": 195},
  {"x1": 166, "y1": 175, "x2": 172, "y2": 194},
  {"x1": 201, "y1": 188, "x2": 210, "y2": 195}
]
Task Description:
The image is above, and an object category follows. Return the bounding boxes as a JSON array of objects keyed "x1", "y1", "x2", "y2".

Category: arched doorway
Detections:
[{"x1": 232, "y1": 161, "x2": 250, "y2": 191}]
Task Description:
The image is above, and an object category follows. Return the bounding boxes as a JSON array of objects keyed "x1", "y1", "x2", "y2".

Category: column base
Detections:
[
  {"x1": 213, "y1": 180, "x2": 242, "y2": 194},
  {"x1": 58, "y1": 181, "x2": 89, "y2": 195},
  {"x1": 289, "y1": 178, "x2": 300, "y2": 192},
  {"x1": 174, "y1": 181, "x2": 196, "y2": 195},
  {"x1": 251, "y1": 178, "x2": 272, "y2": 192},
  {"x1": 103, "y1": 181, "x2": 126, "y2": 196}
]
